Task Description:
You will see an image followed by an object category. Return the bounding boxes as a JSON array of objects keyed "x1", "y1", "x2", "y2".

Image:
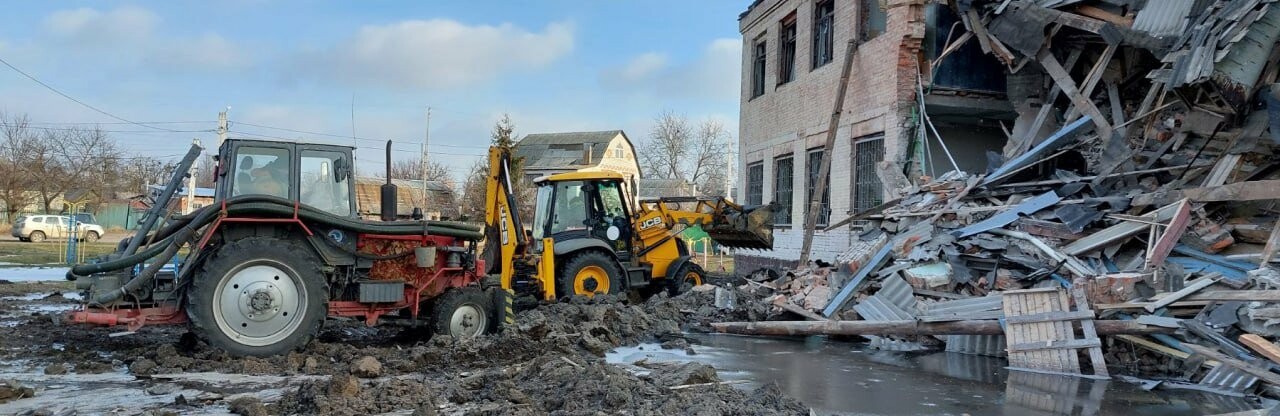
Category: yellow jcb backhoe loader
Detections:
[{"x1": 482, "y1": 146, "x2": 775, "y2": 300}]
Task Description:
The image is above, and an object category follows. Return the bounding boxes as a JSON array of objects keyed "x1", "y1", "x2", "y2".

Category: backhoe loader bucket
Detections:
[{"x1": 704, "y1": 204, "x2": 775, "y2": 250}]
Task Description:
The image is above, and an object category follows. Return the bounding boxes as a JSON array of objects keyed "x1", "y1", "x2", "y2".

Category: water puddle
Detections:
[
  {"x1": 608, "y1": 333, "x2": 1268, "y2": 415},
  {"x1": 0, "y1": 267, "x2": 70, "y2": 282}
]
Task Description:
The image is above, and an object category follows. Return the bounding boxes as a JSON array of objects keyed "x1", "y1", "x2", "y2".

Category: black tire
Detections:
[
  {"x1": 556, "y1": 250, "x2": 623, "y2": 298},
  {"x1": 83, "y1": 231, "x2": 100, "y2": 242},
  {"x1": 28, "y1": 231, "x2": 45, "y2": 243},
  {"x1": 186, "y1": 237, "x2": 328, "y2": 357},
  {"x1": 667, "y1": 262, "x2": 705, "y2": 296},
  {"x1": 430, "y1": 287, "x2": 493, "y2": 338}
]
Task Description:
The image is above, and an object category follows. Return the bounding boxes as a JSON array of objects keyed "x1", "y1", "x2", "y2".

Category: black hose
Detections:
[
  {"x1": 92, "y1": 223, "x2": 196, "y2": 306},
  {"x1": 67, "y1": 234, "x2": 176, "y2": 280}
]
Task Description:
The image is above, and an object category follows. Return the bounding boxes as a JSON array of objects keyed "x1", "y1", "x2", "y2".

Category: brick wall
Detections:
[{"x1": 736, "y1": 0, "x2": 926, "y2": 269}]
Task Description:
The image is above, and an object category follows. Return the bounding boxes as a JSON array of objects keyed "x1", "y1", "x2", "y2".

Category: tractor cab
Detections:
[
  {"x1": 216, "y1": 139, "x2": 356, "y2": 217},
  {"x1": 531, "y1": 171, "x2": 637, "y2": 261}
]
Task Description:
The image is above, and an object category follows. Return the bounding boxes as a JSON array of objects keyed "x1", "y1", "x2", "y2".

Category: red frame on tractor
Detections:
[{"x1": 68, "y1": 202, "x2": 487, "y2": 332}]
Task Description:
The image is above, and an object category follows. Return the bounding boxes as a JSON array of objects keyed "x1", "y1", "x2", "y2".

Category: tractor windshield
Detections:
[
  {"x1": 300, "y1": 150, "x2": 351, "y2": 216},
  {"x1": 232, "y1": 147, "x2": 290, "y2": 199}
]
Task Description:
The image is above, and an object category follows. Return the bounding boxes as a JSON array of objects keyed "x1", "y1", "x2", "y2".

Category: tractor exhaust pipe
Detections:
[{"x1": 381, "y1": 140, "x2": 398, "y2": 221}]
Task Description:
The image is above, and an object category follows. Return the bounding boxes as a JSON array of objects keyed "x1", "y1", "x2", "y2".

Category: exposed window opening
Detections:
[
  {"x1": 752, "y1": 37, "x2": 768, "y2": 98},
  {"x1": 812, "y1": 0, "x2": 835, "y2": 69},
  {"x1": 778, "y1": 13, "x2": 798, "y2": 85}
]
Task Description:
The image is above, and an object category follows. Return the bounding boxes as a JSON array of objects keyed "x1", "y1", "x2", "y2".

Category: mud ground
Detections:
[{"x1": 0, "y1": 280, "x2": 806, "y2": 415}]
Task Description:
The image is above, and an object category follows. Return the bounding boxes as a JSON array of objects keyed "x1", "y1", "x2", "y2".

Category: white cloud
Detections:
[
  {"x1": 43, "y1": 6, "x2": 158, "y2": 45},
  {"x1": 149, "y1": 34, "x2": 250, "y2": 70},
  {"x1": 300, "y1": 19, "x2": 575, "y2": 89},
  {"x1": 601, "y1": 38, "x2": 742, "y2": 102}
]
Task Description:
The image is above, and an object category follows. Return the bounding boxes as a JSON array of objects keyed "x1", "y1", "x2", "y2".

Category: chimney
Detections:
[{"x1": 582, "y1": 143, "x2": 594, "y2": 165}]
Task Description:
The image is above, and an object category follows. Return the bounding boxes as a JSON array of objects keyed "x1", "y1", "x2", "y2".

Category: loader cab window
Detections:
[
  {"x1": 232, "y1": 147, "x2": 290, "y2": 199},
  {"x1": 548, "y1": 181, "x2": 588, "y2": 235},
  {"x1": 300, "y1": 150, "x2": 351, "y2": 216},
  {"x1": 594, "y1": 180, "x2": 632, "y2": 251},
  {"x1": 532, "y1": 185, "x2": 553, "y2": 240}
]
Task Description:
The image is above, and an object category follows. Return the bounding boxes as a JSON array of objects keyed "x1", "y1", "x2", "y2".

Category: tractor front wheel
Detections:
[
  {"x1": 187, "y1": 237, "x2": 327, "y2": 357},
  {"x1": 430, "y1": 287, "x2": 493, "y2": 339}
]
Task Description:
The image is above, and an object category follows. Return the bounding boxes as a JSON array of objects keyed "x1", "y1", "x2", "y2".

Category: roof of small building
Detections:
[
  {"x1": 353, "y1": 176, "x2": 455, "y2": 217},
  {"x1": 147, "y1": 185, "x2": 216, "y2": 198},
  {"x1": 638, "y1": 178, "x2": 697, "y2": 199},
  {"x1": 514, "y1": 130, "x2": 629, "y2": 170}
]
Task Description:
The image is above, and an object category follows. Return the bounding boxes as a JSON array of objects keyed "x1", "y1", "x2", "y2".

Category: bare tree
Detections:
[
  {"x1": 385, "y1": 157, "x2": 454, "y2": 187},
  {"x1": 0, "y1": 113, "x2": 39, "y2": 221},
  {"x1": 637, "y1": 111, "x2": 732, "y2": 196},
  {"x1": 460, "y1": 113, "x2": 533, "y2": 222}
]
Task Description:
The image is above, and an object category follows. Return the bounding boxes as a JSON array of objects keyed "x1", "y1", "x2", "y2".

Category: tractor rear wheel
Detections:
[
  {"x1": 187, "y1": 237, "x2": 327, "y2": 357},
  {"x1": 430, "y1": 287, "x2": 492, "y2": 339},
  {"x1": 557, "y1": 251, "x2": 623, "y2": 298},
  {"x1": 667, "y1": 262, "x2": 705, "y2": 296}
]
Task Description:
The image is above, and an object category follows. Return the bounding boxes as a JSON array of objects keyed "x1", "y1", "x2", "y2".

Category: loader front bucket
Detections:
[{"x1": 704, "y1": 203, "x2": 775, "y2": 250}]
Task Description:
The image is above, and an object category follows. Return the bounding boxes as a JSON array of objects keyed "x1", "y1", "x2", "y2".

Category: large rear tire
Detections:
[
  {"x1": 186, "y1": 237, "x2": 327, "y2": 357},
  {"x1": 557, "y1": 250, "x2": 623, "y2": 298},
  {"x1": 430, "y1": 287, "x2": 492, "y2": 339}
]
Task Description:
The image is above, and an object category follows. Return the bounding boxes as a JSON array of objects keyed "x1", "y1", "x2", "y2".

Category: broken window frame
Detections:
[
  {"x1": 812, "y1": 0, "x2": 835, "y2": 70},
  {"x1": 774, "y1": 154, "x2": 795, "y2": 226},
  {"x1": 746, "y1": 162, "x2": 764, "y2": 206},
  {"x1": 778, "y1": 12, "x2": 798, "y2": 85},
  {"x1": 852, "y1": 135, "x2": 885, "y2": 212},
  {"x1": 860, "y1": 0, "x2": 886, "y2": 42},
  {"x1": 751, "y1": 36, "x2": 768, "y2": 99},
  {"x1": 806, "y1": 147, "x2": 831, "y2": 226}
]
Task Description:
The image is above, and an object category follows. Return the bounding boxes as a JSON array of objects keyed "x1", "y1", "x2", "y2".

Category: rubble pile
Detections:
[{"x1": 726, "y1": 0, "x2": 1280, "y2": 400}]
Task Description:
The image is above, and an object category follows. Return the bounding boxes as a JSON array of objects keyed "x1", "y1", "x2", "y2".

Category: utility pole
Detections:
[
  {"x1": 216, "y1": 107, "x2": 229, "y2": 149},
  {"x1": 422, "y1": 107, "x2": 431, "y2": 219},
  {"x1": 186, "y1": 138, "x2": 201, "y2": 214}
]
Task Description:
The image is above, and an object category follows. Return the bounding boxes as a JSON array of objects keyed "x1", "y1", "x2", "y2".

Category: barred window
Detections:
[
  {"x1": 773, "y1": 155, "x2": 794, "y2": 225},
  {"x1": 806, "y1": 149, "x2": 831, "y2": 226},
  {"x1": 746, "y1": 162, "x2": 764, "y2": 206},
  {"x1": 853, "y1": 136, "x2": 885, "y2": 212}
]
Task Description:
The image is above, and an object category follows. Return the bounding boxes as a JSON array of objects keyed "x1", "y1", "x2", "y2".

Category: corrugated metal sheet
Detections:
[
  {"x1": 1198, "y1": 365, "x2": 1259, "y2": 394},
  {"x1": 946, "y1": 335, "x2": 1008, "y2": 357},
  {"x1": 853, "y1": 295, "x2": 916, "y2": 321},
  {"x1": 1133, "y1": 0, "x2": 1194, "y2": 37},
  {"x1": 877, "y1": 274, "x2": 917, "y2": 314},
  {"x1": 1213, "y1": 3, "x2": 1280, "y2": 106},
  {"x1": 919, "y1": 294, "x2": 1004, "y2": 322}
]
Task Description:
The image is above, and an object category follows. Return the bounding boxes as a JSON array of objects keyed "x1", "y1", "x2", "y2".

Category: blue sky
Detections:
[{"x1": 0, "y1": 1, "x2": 746, "y2": 180}]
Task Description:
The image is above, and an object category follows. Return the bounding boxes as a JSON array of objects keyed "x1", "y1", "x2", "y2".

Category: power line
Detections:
[
  {"x1": 0, "y1": 55, "x2": 186, "y2": 133},
  {"x1": 227, "y1": 129, "x2": 485, "y2": 157},
  {"x1": 20, "y1": 125, "x2": 214, "y2": 134},
  {"x1": 231, "y1": 120, "x2": 489, "y2": 149},
  {"x1": 26, "y1": 120, "x2": 214, "y2": 125}
]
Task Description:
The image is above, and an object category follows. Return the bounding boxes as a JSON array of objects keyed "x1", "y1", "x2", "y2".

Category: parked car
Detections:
[{"x1": 10, "y1": 215, "x2": 104, "y2": 243}]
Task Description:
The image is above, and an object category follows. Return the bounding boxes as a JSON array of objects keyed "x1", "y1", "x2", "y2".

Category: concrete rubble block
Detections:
[{"x1": 903, "y1": 262, "x2": 952, "y2": 289}]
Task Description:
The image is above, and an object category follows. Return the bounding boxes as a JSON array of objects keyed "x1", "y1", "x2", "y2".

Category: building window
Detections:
[
  {"x1": 852, "y1": 135, "x2": 885, "y2": 212},
  {"x1": 778, "y1": 13, "x2": 797, "y2": 85},
  {"x1": 751, "y1": 37, "x2": 767, "y2": 98},
  {"x1": 861, "y1": 0, "x2": 887, "y2": 41},
  {"x1": 773, "y1": 155, "x2": 794, "y2": 225},
  {"x1": 746, "y1": 163, "x2": 764, "y2": 205},
  {"x1": 806, "y1": 148, "x2": 831, "y2": 226},
  {"x1": 812, "y1": 0, "x2": 835, "y2": 69},
  {"x1": 614, "y1": 146, "x2": 623, "y2": 158}
]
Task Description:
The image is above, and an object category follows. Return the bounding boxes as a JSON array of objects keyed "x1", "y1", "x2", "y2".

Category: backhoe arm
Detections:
[
  {"x1": 484, "y1": 146, "x2": 526, "y2": 289},
  {"x1": 635, "y1": 197, "x2": 775, "y2": 250}
]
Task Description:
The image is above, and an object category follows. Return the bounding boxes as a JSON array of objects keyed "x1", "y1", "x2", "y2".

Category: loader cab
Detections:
[
  {"x1": 532, "y1": 172, "x2": 635, "y2": 259},
  {"x1": 216, "y1": 139, "x2": 357, "y2": 217}
]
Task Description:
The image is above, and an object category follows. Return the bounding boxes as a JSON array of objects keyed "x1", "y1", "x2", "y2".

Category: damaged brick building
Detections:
[{"x1": 736, "y1": 0, "x2": 1013, "y2": 272}]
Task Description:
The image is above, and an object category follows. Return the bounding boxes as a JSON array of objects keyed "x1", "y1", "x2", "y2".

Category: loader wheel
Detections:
[
  {"x1": 668, "y1": 262, "x2": 705, "y2": 296},
  {"x1": 431, "y1": 287, "x2": 492, "y2": 339},
  {"x1": 558, "y1": 251, "x2": 623, "y2": 298},
  {"x1": 187, "y1": 237, "x2": 327, "y2": 357}
]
